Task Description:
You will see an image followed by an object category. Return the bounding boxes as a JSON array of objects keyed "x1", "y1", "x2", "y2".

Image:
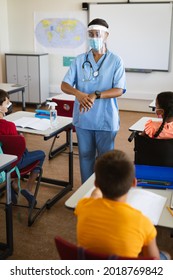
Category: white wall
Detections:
[
  {"x1": 1, "y1": 0, "x2": 173, "y2": 112},
  {"x1": 0, "y1": 0, "x2": 9, "y2": 82}
]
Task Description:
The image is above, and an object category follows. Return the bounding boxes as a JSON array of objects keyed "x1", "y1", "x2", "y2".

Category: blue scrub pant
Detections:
[
  {"x1": 75, "y1": 127, "x2": 117, "y2": 183},
  {"x1": 17, "y1": 149, "x2": 45, "y2": 173}
]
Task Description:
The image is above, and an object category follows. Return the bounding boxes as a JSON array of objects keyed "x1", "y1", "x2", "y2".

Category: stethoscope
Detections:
[{"x1": 82, "y1": 50, "x2": 107, "y2": 81}]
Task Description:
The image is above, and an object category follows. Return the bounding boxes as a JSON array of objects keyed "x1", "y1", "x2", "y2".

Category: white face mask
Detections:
[
  {"x1": 88, "y1": 38, "x2": 104, "y2": 52},
  {"x1": 156, "y1": 109, "x2": 163, "y2": 118},
  {"x1": 1, "y1": 99, "x2": 11, "y2": 115}
]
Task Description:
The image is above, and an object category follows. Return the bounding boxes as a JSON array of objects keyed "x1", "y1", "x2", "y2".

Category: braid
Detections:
[{"x1": 153, "y1": 115, "x2": 167, "y2": 138}]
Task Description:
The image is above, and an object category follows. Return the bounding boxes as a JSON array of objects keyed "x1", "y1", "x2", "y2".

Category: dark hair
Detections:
[
  {"x1": 0, "y1": 89, "x2": 9, "y2": 105},
  {"x1": 94, "y1": 150, "x2": 134, "y2": 199},
  {"x1": 88, "y1": 18, "x2": 109, "y2": 29},
  {"x1": 154, "y1": 91, "x2": 173, "y2": 138}
]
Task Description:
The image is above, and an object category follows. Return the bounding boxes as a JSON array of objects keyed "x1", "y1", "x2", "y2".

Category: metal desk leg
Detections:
[
  {"x1": 21, "y1": 88, "x2": 26, "y2": 111},
  {"x1": 46, "y1": 128, "x2": 73, "y2": 209},
  {"x1": 69, "y1": 128, "x2": 73, "y2": 185},
  {"x1": 5, "y1": 171, "x2": 13, "y2": 256},
  {"x1": 48, "y1": 135, "x2": 67, "y2": 160},
  {"x1": 0, "y1": 171, "x2": 13, "y2": 259}
]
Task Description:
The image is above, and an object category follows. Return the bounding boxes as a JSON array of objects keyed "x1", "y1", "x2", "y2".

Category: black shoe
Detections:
[{"x1": 21, "y1": 189, "x2": 37, "y2": 208}]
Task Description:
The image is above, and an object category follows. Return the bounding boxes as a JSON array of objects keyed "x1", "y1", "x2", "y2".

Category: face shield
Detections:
[{"x1": 87, "y1": 25, "x2": 109, "y2": 54}]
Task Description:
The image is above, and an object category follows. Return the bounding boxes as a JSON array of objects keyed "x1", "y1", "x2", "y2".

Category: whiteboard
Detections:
[{"x1": 89, "y1": 3, "x2": 172, "y2": 72}]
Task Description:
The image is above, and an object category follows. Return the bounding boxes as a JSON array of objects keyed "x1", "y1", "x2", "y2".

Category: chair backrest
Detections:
[
  {"x1": 0, "y1": 135, "x2": 26, "y2": 168},
  {"x1": 134, "y1": 134, "x2": 173, "y2": 167},
  {"x1": 52, "y1": 98, "x2": 74, "y2": 118},
  {"x1": 54, "y1": 236, "x2": 155, "y2": 260}
]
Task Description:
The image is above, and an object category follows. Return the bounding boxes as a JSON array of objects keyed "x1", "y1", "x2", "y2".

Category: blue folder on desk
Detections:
[
  {"x1": 35, "y1": 109, "x2": 50, "y2": 119},
  {"x1": 135, "y1": 165, "x2": 173, "y2": 189}
]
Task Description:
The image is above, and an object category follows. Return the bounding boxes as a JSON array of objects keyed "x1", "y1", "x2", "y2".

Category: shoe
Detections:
[
  {"x1": 21, "y1": 189, "x2": 37, "y2": 208},
  {"x1": 11, "y1": 187, "x2": 18, "y2": 204}
]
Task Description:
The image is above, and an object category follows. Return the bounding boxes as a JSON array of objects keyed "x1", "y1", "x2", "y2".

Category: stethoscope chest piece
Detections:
[
  {"x1": 82, "y1": 51, "x2": 107, "y2": 81},
  {"x1": 93, "y1": 71, "x2": 99, "y2": 77}
]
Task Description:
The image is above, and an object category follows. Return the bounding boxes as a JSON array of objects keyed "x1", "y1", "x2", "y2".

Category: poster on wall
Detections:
[{"x1": 34, "y1": 12, "x2": 87, "y2": 55}]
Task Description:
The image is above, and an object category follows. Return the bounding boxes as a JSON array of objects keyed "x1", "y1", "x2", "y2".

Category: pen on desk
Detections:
[
  {"x1": 137, "y1": 179, "x2": 171, "y2": 186},
  {"x1": 167, "y1": 206, "x2": 173, "y2": 217}
]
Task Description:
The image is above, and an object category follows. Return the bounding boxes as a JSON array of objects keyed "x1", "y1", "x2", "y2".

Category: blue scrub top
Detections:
[{"x1": 63, "y1": 50, "x2": 126, "y2": 131}]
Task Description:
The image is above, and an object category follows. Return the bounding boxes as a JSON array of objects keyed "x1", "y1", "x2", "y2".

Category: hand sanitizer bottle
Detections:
[{"x1": 47, "y1": 102, "x2": 58, "y2": 129}]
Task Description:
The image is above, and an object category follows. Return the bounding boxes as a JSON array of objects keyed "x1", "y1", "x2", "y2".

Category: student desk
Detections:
[
  {"x1": 129, "y1": 117, "x2": 160, "y2": 133},
  {"x1": 149, "y1": 100, "x2": 156, "y2": 111},
  {"x1": 128, "y1": 117, "x2": 161, "y2": 142},
  {"x1": 0, "y1": 83, "x2": 26, "y2": 111},
  {"x1": 65, "y1": 173, "x2": 173, "y2": 230},
  {"x1": 128, "y1": 116, "x2": 173, "y2": 233},
  {"x1": 5, "y1": 111, "x2": 73, "y2": 209},
  {"x1": 0, "y1": 154, "x2": 18, "y2": 259}
]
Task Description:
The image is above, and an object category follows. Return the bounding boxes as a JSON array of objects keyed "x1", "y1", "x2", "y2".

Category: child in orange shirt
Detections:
[{"x1": 75, "y1": 150, "x2": 170, "y2": 259}]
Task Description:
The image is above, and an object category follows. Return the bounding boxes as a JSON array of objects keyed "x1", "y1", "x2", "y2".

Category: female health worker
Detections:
[{"x1": 61, "y1": 18, "x2": 126, "y2": 183}]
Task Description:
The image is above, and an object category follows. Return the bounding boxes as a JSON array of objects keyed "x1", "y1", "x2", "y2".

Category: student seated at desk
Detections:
[
  {"x1": 75, "y1": 150, "x2": 170, "y2": 260},
  {"x1": 0, "y1": 89, "x2": 45, "y2": 207},
  {"x1": 143, "y1": 91, "x2": 173, "y2": 139}
]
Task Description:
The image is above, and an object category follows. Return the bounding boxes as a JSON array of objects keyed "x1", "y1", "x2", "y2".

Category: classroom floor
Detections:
[{"x1": 0, "y1": 103, "x2": 173, "y2": 260}]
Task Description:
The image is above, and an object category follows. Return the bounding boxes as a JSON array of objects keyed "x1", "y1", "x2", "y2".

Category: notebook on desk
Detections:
[
  {"x1": 135, "y1": 165, "x2": 173, "y2": 189},
  {"x1": 83, "y1": 186, "x2": 167, "y2": 225},
  {"x1": 12, "y1": 117, "x2": 50, "y2": 131}
]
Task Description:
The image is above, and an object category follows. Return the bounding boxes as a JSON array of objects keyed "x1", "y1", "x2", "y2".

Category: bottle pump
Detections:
[{"x1": 47, "y1": 102, "x2": 57, "y2": 128}]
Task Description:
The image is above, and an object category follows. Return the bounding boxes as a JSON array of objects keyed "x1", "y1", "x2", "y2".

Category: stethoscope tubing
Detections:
[{"x1": 82, "y1": 50, "x2": 107, "y2": 80}]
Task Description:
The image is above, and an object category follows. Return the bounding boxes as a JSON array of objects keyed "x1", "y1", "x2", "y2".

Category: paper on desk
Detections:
[
  {"x1": 13, "y1": 117, "x2": 50, "y2": 131},
  {"x1": 84, "y1": 187, "x2": 167, "y2": 225},
  {"x1": 127, "y1": 188, "x2": 167, "y2": 225}
]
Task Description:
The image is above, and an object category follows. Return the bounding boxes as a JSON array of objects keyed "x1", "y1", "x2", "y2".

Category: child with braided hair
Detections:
[{"x1": 144, "y1": 91, "x2": 173, "y2": 139}]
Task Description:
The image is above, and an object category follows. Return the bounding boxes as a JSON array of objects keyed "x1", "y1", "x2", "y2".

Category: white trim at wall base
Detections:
[
  {"x1": 118, "y1": 98, "x2": 155, "y2": 113},
  {"x1": 120, "y1": 91, "x2": 157, "y2": 101}
]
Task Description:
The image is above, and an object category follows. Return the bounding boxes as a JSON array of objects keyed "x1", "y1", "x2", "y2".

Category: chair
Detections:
[
  {"x1": 54, "y1": 236, "x2": 156, "y2": 260},
  {"x1": 133, "y1": 133, "x2": 173, "y2": 188},
  {"x1": 134, "y1": 133, "x2": 173, "y2": 167},
  {"x1": 48, "y1": 98, "x2": 78, "y2": 159},
  {"x1": 52, "y1": 98, "x2": 74, "y2": 118},
  {"x1": 0, "y1": 134, "x2": 45, "y2": 226},
  {"x1": 52, "y1": 98, "x2": 78, "y2": 144}
]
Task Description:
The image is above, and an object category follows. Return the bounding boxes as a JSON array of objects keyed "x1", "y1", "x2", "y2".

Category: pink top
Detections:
[{"x1": 144, "y1": 120, "x2": 173, "y2": 139}]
